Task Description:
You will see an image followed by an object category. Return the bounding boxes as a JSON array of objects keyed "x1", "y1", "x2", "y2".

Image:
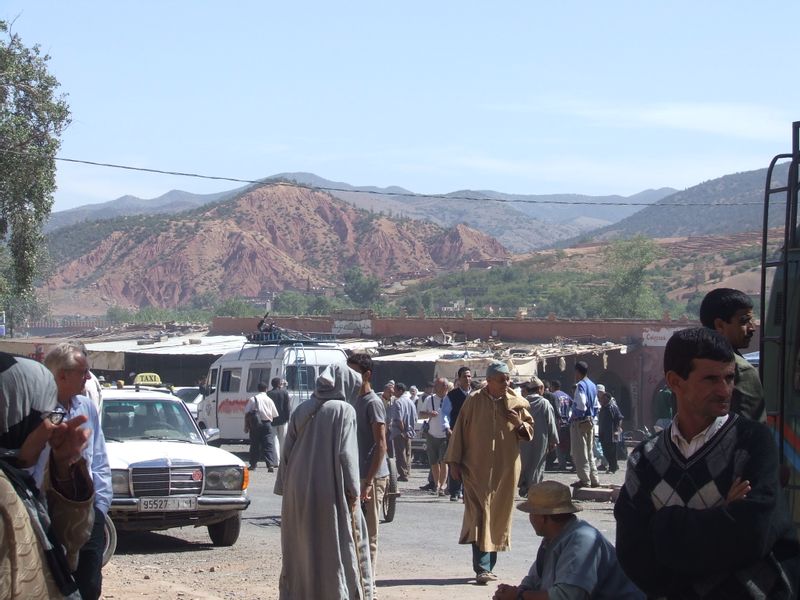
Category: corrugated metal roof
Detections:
[{"x1": 86, "y1": 335, "x2": 380, "y2": 357}]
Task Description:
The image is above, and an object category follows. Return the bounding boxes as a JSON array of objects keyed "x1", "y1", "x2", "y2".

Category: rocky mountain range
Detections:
[
  {"x1": 46, "y1": 173, "x2": 676, "y2": 252},
  {"x1": 43, "y1": 163, "x2": 781, "y2": 314},
  {"x1": 44, "y1": 185, "x2": 509, "y2": 310},
  {"x1": 578, "y1": 162, "x2": 788, "y2": 243}
]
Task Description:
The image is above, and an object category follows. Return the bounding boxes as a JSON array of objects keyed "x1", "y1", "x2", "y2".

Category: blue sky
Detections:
[{"x1": 4, "y1": 1, "x2": 799, "y2": 212}]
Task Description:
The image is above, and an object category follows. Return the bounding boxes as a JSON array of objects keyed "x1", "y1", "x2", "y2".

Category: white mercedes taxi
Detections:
[{"x1": 102, "y1": 388, "x2": 250, "y2": 546}]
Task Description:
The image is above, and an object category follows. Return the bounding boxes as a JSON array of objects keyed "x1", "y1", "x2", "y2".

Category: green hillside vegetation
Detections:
[
  {"x1": 107, "y1": 232, "x2": 766, "y2": 325},
  {"x1": 393, "y1": 238, "x2": 671, "y2": 319},
  {"x1": 391, "y1": 236, "x2": 765, "y2": 320}
]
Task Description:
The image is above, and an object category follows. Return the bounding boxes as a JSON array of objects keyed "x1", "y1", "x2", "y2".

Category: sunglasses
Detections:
[{"x1": 41, "y1": 407, "x2": 68, "y2": 425}]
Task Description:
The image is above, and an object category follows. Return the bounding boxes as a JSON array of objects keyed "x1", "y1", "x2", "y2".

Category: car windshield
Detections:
[{"x1": 102, "y1": 398, "x2": 204, "y2": 444}]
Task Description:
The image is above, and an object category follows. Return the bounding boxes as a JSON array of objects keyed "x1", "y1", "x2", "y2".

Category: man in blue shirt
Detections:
[
  {"x1": 44, "y1": 342, "x2": 112, "y2": 600},
  {"x1": 569, "y1": 361, "x2": 599, "y2": 489},
  {"x1": 494, "y1": 481, "x2": 644, "y2": 600}
]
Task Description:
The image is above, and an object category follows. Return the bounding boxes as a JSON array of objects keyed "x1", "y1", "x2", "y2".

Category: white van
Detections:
[{"x1": 197, "y1": 338, "x2": 348, "y2": 445}]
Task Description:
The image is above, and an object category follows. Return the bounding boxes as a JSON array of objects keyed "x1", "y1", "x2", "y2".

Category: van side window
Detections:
[
  {"x1": 247, "y1": 367, "x2": 272, "y2": 393},
  {"x1": 285, "y1": 365, "x2": 316, "y2": 391},
  {"x1": 209, "y1": 369, "x2": 218, "y2": 388},
  {"x1": 220, "y1": 368, "x2": 242, "y2": 393}
]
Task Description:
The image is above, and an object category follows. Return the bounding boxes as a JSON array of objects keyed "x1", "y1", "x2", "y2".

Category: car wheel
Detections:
[
  {"x1": 102, "y1": 513, "x2": 117, "y2": 566},
  {"x1": 208, "y1": 514, "x2": 241, "y2": 546},
  {"x1": 382, "y1": 457, "x2": 398, "y2": 523}
]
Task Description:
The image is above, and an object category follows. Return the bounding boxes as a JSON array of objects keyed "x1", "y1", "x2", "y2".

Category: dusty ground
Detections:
[{"x1": 101, "y1": 457, "x2": 626, "y2": 600}]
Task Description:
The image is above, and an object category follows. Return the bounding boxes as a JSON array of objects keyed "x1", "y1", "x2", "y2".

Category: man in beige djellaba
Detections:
[{"x1": 445, "y1": 360, "x2": 534, "y2": 585}]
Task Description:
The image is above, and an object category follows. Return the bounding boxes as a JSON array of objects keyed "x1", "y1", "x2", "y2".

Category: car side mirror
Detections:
[{"x1": 203, "y1": 427, "x2": 220, "y2": 443}]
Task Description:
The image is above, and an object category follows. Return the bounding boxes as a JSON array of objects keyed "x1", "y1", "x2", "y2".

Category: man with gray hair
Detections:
[
  {"x1": 67, "y1": 341, "x2": 103, "y2": 411},
  {"x1": 43, "y1": 342, "x2": 111, "y2": 600},
  {"x1": 419, "y1": 377, "x2": 450, "y2": 496},
  {"x1": 445, "y1": 360, "x2": 534, "y2": 584}
]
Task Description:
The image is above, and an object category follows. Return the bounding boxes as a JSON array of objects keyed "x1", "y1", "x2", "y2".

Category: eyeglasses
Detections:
[{"x1": 41, "y1": 407, "x2": 68, "y2": 425}]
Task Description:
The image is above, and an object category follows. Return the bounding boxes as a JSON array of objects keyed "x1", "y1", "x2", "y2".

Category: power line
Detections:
[{"x1": 0, "y1": 147, "x2": 775, "y2": 207}]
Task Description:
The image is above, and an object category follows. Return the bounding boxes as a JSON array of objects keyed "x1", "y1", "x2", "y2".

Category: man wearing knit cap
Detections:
[
  {"x1": 445, "y1": 360, "x2": 534, "y2": 585},
  {"x1": 493, "y1": 481, "x2": 644, "y2": 599}
]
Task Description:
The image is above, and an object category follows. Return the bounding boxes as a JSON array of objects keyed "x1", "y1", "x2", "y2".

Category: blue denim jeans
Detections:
[{"x1": 471, "y1": 543, "x2": 497, "y2": 575}]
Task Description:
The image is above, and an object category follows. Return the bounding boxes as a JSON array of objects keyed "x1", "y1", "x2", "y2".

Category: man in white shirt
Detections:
[
  {"x1": 419, "y1": 377, "x2": 450, "y2": 496},
  {"x1": 244, "y1": 381, "x2": 279, "y2": 472}
]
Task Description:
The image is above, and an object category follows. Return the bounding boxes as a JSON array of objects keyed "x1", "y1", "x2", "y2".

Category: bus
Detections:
[{"x1": 761, "y1": 120, "x2": 800, "y2": 525}]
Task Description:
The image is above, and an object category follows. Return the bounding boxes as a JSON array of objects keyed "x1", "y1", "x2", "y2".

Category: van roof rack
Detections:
[{"x1": 245, "y1": 326, "x2": 338, "y2": 346}]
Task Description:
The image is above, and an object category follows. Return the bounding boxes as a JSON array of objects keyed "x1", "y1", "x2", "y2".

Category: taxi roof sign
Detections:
[{"x1": 133, "y1": 372, "x2": 162, "y2": 385}]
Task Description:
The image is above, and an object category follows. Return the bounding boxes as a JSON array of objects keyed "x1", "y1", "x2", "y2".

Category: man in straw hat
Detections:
[
  {"x1": 493, "y1": 481, "x2": 643, "y2": 599},
  {"x1": 445, "y1": 360, "x2": 534, "y2": 585}
]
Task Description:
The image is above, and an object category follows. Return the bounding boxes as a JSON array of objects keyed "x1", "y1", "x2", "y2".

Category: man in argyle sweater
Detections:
[{"x1": 614, "y1": 327, "x2": 800, "y2": 599}]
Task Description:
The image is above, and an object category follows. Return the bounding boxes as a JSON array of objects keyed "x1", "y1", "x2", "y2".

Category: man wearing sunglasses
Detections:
[{"x1": 43, "y1": 342, "x2": 111, "y2": 600}]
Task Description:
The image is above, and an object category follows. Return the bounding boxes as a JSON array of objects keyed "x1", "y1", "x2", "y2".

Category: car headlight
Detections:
[
  {"x1": 111, "y1": 469, "x2": 130, "y2": 496},
  {"x1": 205, "y1": 466, "x2": 245, "y2": 491}
]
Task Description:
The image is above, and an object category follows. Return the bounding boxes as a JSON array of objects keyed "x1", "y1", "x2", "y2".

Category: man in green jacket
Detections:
[{"x1": 699, "y1": 287, "x2": 765, "y2": 421}]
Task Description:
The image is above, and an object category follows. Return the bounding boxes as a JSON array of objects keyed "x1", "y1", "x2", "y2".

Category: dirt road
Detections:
[{"x1": 102, "y1": 463, "x2": 625, "y2": 599}]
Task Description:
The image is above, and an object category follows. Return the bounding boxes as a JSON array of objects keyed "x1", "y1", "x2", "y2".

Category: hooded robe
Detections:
[
  {"x1": 274, "y1": 364, "x2": 373, "y2": 600},
  {"x1": 445, "y1": 387, "x2": 534, "y2": 552}
]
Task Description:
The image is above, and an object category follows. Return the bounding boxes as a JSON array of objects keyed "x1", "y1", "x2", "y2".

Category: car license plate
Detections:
[{"x1": 139, "y1": 497, "x2": 198, "y2": 511}]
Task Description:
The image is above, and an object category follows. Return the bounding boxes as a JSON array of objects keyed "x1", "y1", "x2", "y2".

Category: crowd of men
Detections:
[
  {"x1": 271, "y1": 287, "x2": 800, "y2": 599},
  {"x1": 2, "y1": 287, "x2": 799, "y2": 599}
]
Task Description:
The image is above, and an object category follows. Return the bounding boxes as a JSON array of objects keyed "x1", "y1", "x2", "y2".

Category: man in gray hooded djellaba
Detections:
[{"x1": 274, "y1": 363, "x2": 374, "y2": 600}]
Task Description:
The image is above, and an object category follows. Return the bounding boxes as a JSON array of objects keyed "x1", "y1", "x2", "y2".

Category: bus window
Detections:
[
  {"x1": 247, "y1": 366, "x2": 272, "y2": 393},
  {"x1": 220, "y1": 368, "x2": 242, "y2": 393},
  {"x1": 285, "y1": 365, "x2": 316, "y2": 391}
]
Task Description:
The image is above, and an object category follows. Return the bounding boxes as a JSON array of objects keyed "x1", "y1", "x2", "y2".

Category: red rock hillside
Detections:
[{"x1": 44, "y1": 184, "x2": 511, "y2": 310}]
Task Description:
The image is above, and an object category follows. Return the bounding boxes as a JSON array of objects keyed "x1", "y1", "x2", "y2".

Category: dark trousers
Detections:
[
  {"x1": 73, "y1": 506, "x2": 105, "y2": 600},
  {"x1": 471, "y1": 542, "x2": 497, "y2": 575},
  {"x1": 392, "y1": 435, "x2": 411, "y2": 479},
  {"x1": 448, "y1": 472, "x2": 463, "y2": 499},
  {"x1": 249, "y1": 421, "x2": 277, "y2": 468},
  {"x1": 600, "y1": 438, "x2": 618, "y2": 473}
]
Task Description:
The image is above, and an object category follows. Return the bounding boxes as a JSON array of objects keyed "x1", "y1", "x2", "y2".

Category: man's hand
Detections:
[
  {"x1": 49, "y1": 415, "x2": 90, "y2": 477},
  {"x1": 725, "y1": 476, "x2": 751, "y2": 506},
  {"x1": 506, "y1": 409, "x2": 524, "y2": 429},
  {"x1": 548, "y1": 442, "x2": 557, "y2": 452},
  {"x1": 360, "y1": 480, "x2": 373, "y2": 502},
  {"x1": 450, "y1": 463, "x2": 461, "y2": 481},
  {"x1": 493, "y1": 584, "x2": 519, "y2": 600},
  {"x1": 17, "y1": 419, "x2": 55, "y2": 468}
]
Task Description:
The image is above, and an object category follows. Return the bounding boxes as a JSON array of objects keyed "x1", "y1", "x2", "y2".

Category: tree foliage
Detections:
[
  {"x1": 343, "y1": 267, "x2": 381, "y2": 305},
  {"x1": 0, "y1": 21, "x2": 70, "y2": 294},
  {"x1": 600, "y1": 237, "x2": 664, "y2": 318}
]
